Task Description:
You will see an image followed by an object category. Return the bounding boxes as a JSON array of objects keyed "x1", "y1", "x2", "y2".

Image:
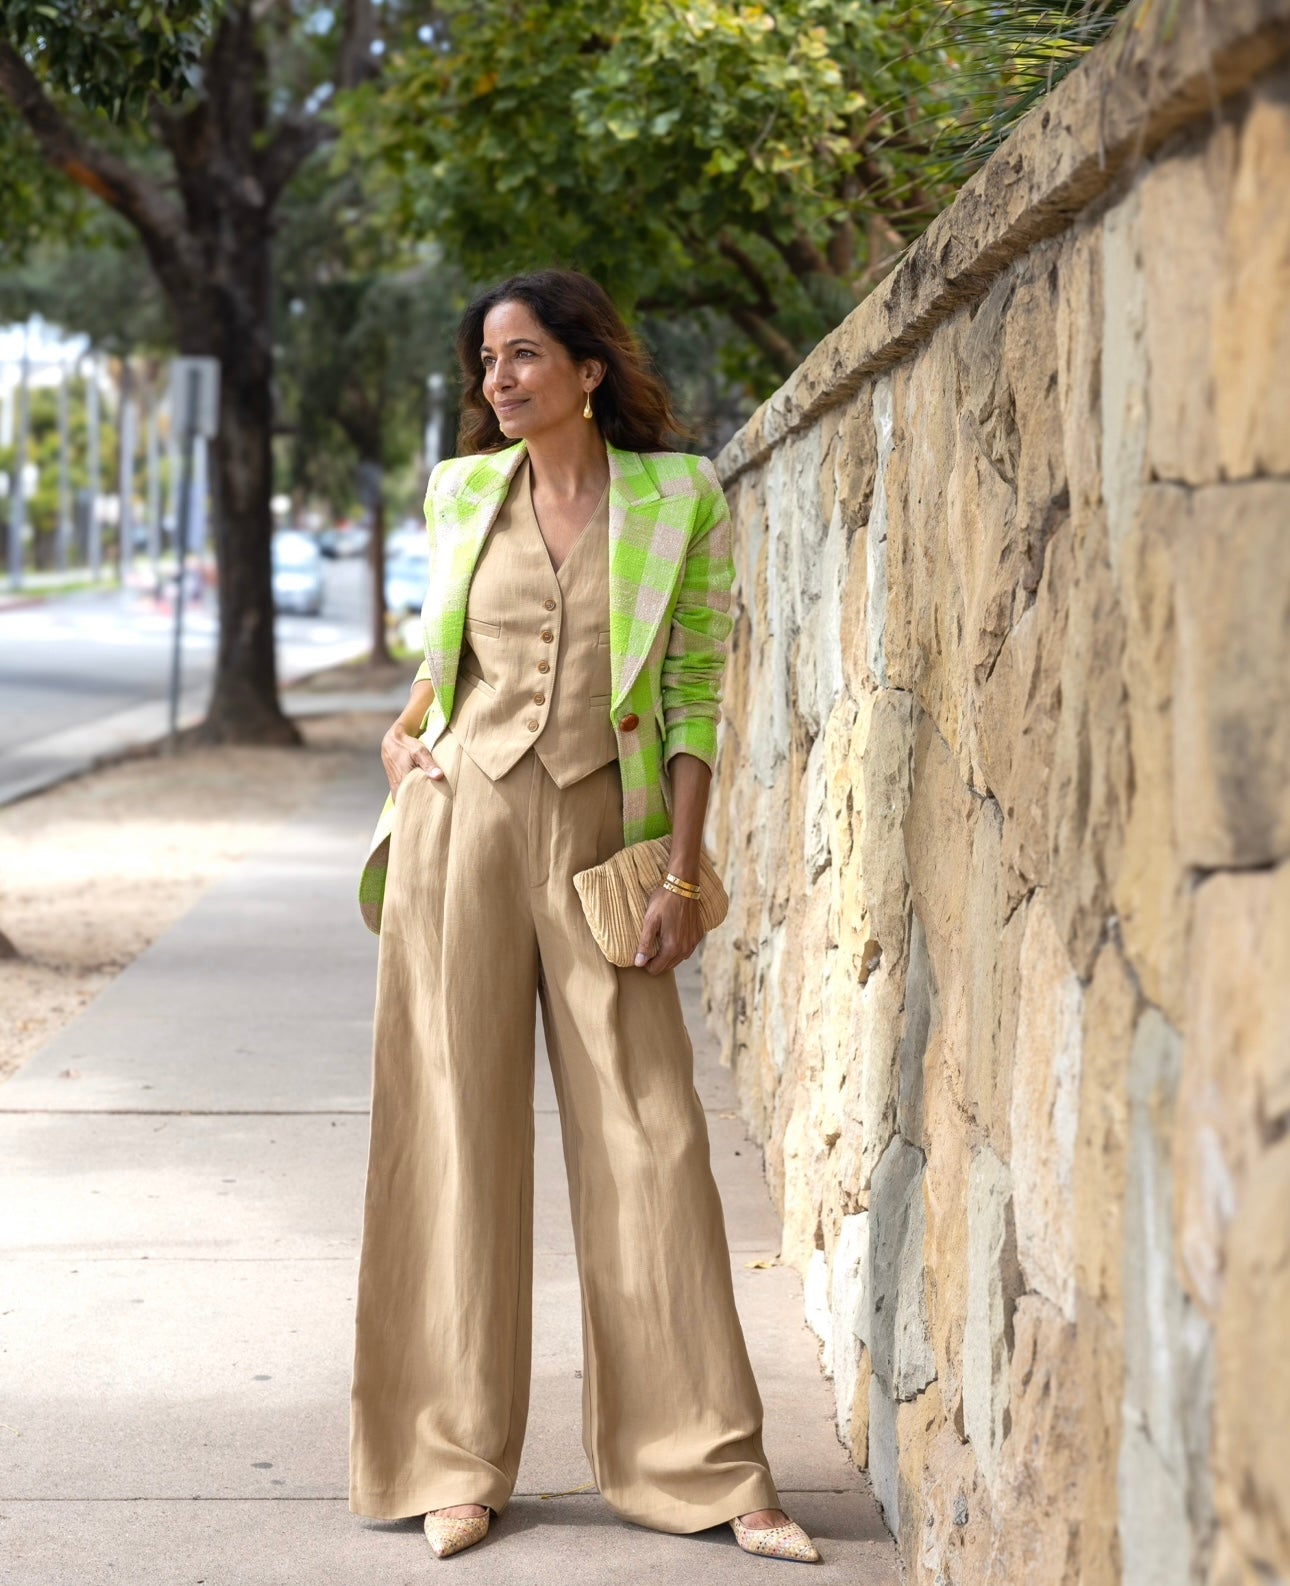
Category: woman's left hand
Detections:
[{"x1": 633, "y1": 886, "x2": 705, "y2": 975}]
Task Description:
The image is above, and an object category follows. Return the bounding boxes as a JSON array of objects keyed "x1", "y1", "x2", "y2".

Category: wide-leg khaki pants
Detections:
[{"x1": 348, "y1": 726, "x2": 780, "y2": 1531}]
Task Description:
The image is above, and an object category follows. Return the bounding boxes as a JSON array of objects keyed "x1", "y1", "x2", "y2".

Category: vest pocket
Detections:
[
  {"x1": 465, "y1": 616, "x2": 501, "y2": 637},
  {"x1": 596, "y1": 628, "x2": 611, "y2": 647},
  {"x1": 458, "y1": 667, "x2": 496, "y2": 696}
]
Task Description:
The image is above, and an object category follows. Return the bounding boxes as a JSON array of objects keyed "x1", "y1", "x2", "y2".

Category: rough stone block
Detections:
[
  {"x1": 1211, "y1": 1137, "x2": 1290, "y2": 1586},
  {"x1": 1119, "y1": 1008, "x2": 1216, "y2": 1586},
  {"x1": 868, "y1": 1370, "x2": 899, "y2": 1536},
  {"x1": 1176, "y1": 864, "x2": 1290, "y2": 1317},
  {"x1": 829, "y1": 1211, "x2": 869, "y2": 1439},
  {"x1": 850, "y1": 1344, "x2": 872, "y2": 1468},
  {"x1": 895, "y1": 912, "x2": 936, "y2": 1146},
  {"x1": 867, "y1": 1135, "x2": 937, "y2": 1401},
  {"x1": 1102, "y1": 186, "x2": 1148, "y2": 585},
  {"x1": 1140, "y1": 119, "x2": 1237, "y2": 485},
  {"x1": 921, "y1": 1020, "x2": 972, "y2": 1438},
  {"x1": 963, "y1": 1146, "x2": 1019, "y2": 1492},
  {"x1": 1114, "y1": 485, "x2": 1190, "y2": 1024},
  {"x1": 1173, "y1": 481, "x2": 1290, "y2": 868},
  {"x1": 991, "y1": 1294, "x2": 1087, "y2": 1586},
  {"x1": 905, "y1": 714, "x2": 1016, "y2": 1156},
  {"x1": 1074, "y1": 941, "x2": 1137, "y2": 1323},
  {"x1": 1010, "y1": 895, "x2": 1084, "y2": 1320},
  {"x1": 1055, "y1": 223, "x2": 1104, "y2": 519},
  {"x1": 1214, "y1": 71, "x2": 1290, "y2": 479}
]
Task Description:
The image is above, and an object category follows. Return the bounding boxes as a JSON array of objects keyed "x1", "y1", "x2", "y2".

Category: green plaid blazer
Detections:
[{"x1": 357, "y1": 438, "x2": 734, "y2": 933}]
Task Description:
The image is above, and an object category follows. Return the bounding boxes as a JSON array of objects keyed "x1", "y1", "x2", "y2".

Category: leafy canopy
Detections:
[
  {"x1": 336, "y1": 0, "x2": 1129, "y2": 389},
  {"x1": 1, "y1": 0, "x2": 212, "y2": 118}
]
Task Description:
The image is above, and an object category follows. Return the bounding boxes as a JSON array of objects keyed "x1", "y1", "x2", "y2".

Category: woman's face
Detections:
[{"x1": 479, "y1": 299, "x2": 600, "y2": 440}]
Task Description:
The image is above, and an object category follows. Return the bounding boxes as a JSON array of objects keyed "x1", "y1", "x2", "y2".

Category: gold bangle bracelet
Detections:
[
  {"x1": 663, "y1": 875, "x2": 701, "y2": 899},
  {"x1": 665, "y1": 871, "x2": 700, "y2": 891}
]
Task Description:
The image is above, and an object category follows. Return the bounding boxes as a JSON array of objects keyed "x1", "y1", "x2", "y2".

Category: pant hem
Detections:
[
  {"x1": 349, "y1": 1483, "x2": 511, "y2": 1522},
  {"x1": 601, "y1": 1471, "x2": 783, "y2": 1536}
]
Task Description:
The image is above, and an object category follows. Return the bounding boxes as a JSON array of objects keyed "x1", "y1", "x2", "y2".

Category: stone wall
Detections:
[{"x1": 702, "y1": 3, "x2": 1290, "y2": 1582}]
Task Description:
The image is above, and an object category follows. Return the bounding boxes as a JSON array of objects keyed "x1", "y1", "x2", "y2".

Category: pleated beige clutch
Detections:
[{"x1": 572, "y1": 838, "x2": 729, "y2": 967}]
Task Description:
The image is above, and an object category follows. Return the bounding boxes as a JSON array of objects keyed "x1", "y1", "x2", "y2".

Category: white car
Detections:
[
  {"x1": 384, "y1": 540, "x2": 430, "y2": 615},
  {"x1": 272, "y1": 530, "x2": 325, "y2": 616}
]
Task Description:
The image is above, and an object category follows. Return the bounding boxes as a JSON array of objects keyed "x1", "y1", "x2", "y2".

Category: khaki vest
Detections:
[{"x1": 447, "y1": 455, "x2": 619, "y2": 786}]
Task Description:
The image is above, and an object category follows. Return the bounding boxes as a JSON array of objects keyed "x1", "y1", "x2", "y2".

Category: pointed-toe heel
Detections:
[
  {"x1": 729, "y1": 1515, "x2": 821, "y2": 1563},
  {"x1": 423, "y1": 1506, "x2": 491, "y2": 1559}
]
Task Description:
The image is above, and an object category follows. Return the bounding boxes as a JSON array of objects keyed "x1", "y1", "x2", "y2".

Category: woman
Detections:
[{"x1": 349, "y1": 269, "x2": 820, "y2": 1566}]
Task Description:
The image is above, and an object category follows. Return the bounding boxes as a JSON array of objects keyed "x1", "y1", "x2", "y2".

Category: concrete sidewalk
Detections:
[{"x1": 0, "y1": 750, "x2": 898, "y2": 1585}]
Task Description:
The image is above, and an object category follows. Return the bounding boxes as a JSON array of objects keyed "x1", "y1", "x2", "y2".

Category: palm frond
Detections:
[{"x1": 924, "y1": 0, "x2": 1136, "y2": 176}]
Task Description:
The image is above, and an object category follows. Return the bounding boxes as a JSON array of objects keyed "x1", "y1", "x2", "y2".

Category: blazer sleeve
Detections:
[{"x1": 660, "y1": 456, "x2": 735, "y2": 772}]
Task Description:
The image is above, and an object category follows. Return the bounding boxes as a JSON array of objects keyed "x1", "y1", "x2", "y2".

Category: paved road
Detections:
[
  {"x1": 0, "y1": 558, "x2": 372, "y2": 753},
  {"x1": 0, "y1": 748, "x2": 899, "y2": 1586},
  {"x1": 0, "y1": 558, "x2": 382, "y2": 805}
]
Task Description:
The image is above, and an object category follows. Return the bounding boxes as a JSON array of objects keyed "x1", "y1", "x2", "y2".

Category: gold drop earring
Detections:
[{"x1": 583, "y1": 390, "x2": 594, "y2": 420}]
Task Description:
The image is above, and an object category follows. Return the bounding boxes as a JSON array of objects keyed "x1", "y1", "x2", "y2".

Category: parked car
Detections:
[
  {"x1": 272, "y1": 529, "x2": 325, "y2": 616},
  {"x1": 319, "y1": 523, "x2": 371, "y2": 559},
  {"x1": 384, "y1": 540, "x2": 430, "y2": 615},
  {"x1": 384, "y1": 524, "x2": 425, "y2": 563}
]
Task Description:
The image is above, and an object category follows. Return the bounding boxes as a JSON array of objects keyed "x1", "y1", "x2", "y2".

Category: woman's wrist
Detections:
[{"x1": 666, "y1": 847, "x2": 701, "y2": 885}]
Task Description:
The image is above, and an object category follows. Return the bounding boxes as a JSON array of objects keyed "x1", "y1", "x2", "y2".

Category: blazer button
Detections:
[
  {"x1": 619, "y1": 713, "x2": 639, "y2": 732},
  {"x1": 537, "y1": 660, "x2": 550, "y2": 674},
  {"x1": 526, "y1": 719, "x2": 539, "y2": 731},
  {"x1": 533, "y1": 692, "x2": 545, "y2": 705},
  {"x1": 540, "y1": 629, "x2": 553, "y2": 643},
  {"x1": 543, "y1": 597, "x2": 556, "y2": 610}
]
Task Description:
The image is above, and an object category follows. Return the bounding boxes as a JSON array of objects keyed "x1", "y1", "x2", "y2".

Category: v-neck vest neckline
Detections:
[{"x1": 518, "y1": 455, "x2": 611, "y2": 582}]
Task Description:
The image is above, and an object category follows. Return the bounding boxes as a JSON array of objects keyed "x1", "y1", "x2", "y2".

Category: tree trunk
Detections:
[
  {"x1": 200, "y1": 308, "x2": 298, "y2": 745},
  {"x1": 167, "y1": 16, "x2": 300, "y2": 747}
]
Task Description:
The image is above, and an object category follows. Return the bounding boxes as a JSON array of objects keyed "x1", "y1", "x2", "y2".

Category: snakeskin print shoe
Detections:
[
  {"x1": 423, "y1": 1505, "x2": 491, "y2": 1559},
  {"x1": 729, "y1": 1514, "x2": 822, "y2": 1563}
]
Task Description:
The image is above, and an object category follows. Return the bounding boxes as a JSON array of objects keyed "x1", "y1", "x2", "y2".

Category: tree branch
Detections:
[
  {"x1": 726, "y1": 304, "x2": 800, "y2": 379},
  {"x1": 335, "y1": 0, "x2": 379, "y2": 93},
  {"x1": 259, "y1": 112, "x2": 331, "y2": 208},
  {"x1": 257, "y1": 0, "x2": 378, "y2": 209},
  {"x1": 713, "y1": 232, "x2": 781, "y2": 320},
  {"x1": 0, "y1": 40, "x2": 192, "y2": 286}
]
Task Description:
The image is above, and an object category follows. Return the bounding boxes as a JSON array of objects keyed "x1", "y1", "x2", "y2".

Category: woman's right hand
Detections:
[{"x1": 382, "y1": 720, "x2": 443, "y2": 801}]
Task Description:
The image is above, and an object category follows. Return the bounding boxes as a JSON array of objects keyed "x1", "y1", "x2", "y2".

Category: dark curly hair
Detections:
[{"x1": 454, "y1": 269, "x2": 685, "y2": 454}]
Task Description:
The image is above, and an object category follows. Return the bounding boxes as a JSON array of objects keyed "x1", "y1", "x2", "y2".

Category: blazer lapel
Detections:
[
  {"x1": 606, "y1": 443, "x2": 696, "y2": 709},
  {"x1": 422, "y1": 441, "x2": 526, "y2": 719}
]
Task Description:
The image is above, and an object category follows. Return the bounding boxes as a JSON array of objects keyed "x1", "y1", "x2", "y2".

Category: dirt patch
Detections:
[{"x1": 0, "y1": 711, "x2": 386, "y2": 1087}]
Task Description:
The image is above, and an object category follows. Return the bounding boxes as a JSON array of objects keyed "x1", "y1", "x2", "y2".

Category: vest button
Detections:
[
  {"x1": 543, "y1": 597, "x2": 556, "y2": 610},
  {"x1": 533, "y1": 692, "x2": 545, "y2": 705},
  {"x1": 537, "y1": 660, "x2": 550, "y2": 673},
  {"x1": 526, "y1": 719, "x2": 539, "y2": 731},
  {"x1": 619, "y1": 713, "x2": 639, "y2": 732},
  {"x1": 540, "y1": 629, "x2": 553, "y2": 642}
]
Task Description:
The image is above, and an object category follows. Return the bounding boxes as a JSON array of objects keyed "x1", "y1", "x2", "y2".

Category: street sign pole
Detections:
[{"x1": 167, "y1": 357, "x2": 220, "y2": 748}]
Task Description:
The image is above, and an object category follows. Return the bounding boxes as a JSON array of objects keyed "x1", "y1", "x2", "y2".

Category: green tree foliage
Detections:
[
  {"x1": 0, "y1": 0, "x2": 210, "y2": 117},
  {"x1": 0, "y1": 373, "x2": 121, "y2": 566},
  {"x1": 0, "y1": 0, "x2": 208, "y2": 266},
  {"x1": 337, "y1": 0, "x2": 1130, "y2": 391},
  {"x1": 274, "y1": 165, "x2": 465, "y2": 519}
]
